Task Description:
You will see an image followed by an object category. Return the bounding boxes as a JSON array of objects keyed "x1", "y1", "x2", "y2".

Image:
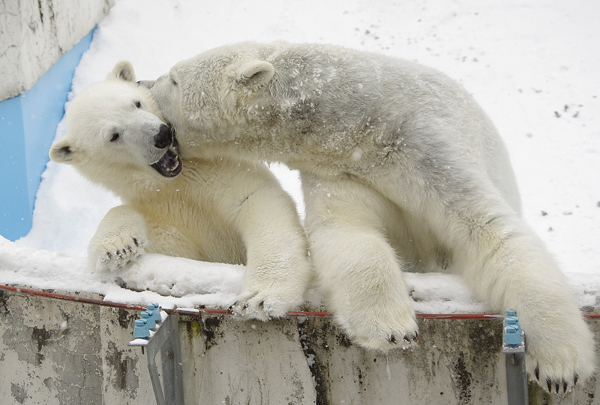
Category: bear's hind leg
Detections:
[
  {"x1": 404, "y1": 181, "x2": 594, "y2": 392},
  {"x1": 451, "y1": 209, "x2": 595, "y2": 392},
  {"x1": 374, "y1": 166, "x2": 595, "y2": 391}
]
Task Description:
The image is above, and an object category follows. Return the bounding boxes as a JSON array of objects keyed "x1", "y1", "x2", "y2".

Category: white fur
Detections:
[
  {"x1": 49, "y1": 61, "x2": 312, "y2": 321},
  {"x1": 145, "y1": 42, "x2": 595, "y2": 390}
]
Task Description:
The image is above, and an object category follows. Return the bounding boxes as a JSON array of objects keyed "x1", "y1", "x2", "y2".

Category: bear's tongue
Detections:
[{"x1": 151, "y1": 148, "x2": 182, "y2": 178}]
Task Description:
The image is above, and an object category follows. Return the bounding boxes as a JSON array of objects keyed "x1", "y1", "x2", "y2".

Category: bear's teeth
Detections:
[{"x1": 169, "y1": 159, "x2": 180, "y2": 171}]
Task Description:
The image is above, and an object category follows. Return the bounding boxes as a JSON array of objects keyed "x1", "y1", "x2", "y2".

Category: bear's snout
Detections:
[
  {"x1": 137, "y1": 80, "x2": 155, "y2": 89},
  {"x1": 154, "y1": 124, "x2": 173, "y2": 149}
]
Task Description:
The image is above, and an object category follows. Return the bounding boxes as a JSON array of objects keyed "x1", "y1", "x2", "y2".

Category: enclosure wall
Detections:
[
  {"x1": 0, "y1": 0, "x2": 114, "y2": 240},
  {"x1": 0, "y1": 289, "x2": 598, "y2": 405}
]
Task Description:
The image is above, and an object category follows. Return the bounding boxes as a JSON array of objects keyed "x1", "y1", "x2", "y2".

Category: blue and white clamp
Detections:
[
  {"x1": 503, "y1": 309, "x2": 525, "y2": 353},
  {"x1": 131, "y1": 303, "x2": 163, "y2": 341}
]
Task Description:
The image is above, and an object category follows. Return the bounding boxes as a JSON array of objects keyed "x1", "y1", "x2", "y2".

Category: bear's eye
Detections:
[
  {"x1": 171, "y1": 79, "x2": 178, "y2": 86},
  {"x1": 135, "y1": 101, "x2": 141, "y2": 108},
  {"x1": 110, "y1": 133, "x2": 120, "y2": 142}
]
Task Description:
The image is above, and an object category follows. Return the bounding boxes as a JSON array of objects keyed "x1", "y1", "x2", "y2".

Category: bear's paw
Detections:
[
  {"x1": 335, "y1": 300, "x2": 420, "y2": 352},
  {"x1": 90, "y1": 234, "x2": 147, "y2": 272},
  {"x1": 525, "y1": 318, "x2": 596, "y2": 393},
  {"x1": 348, "y1": 317, "x2": 420, "y2": 352},
  {"x1": 230, "y1": 288, "x2": 301, "y2": 321}
]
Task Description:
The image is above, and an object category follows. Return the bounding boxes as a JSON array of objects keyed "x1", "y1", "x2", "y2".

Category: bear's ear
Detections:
[
  {"x1": 108, "y1": 61, "x2": 136, "y2": 82},
  {"x1": 235, "y1": 60, "x2": 274, "y2": 92},
  {"x1": 49, "y1": 139, "x2": 76, "y2": 164}
]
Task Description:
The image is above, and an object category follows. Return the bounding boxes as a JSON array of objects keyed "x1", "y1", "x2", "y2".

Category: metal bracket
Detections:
[
  {"x1": 504, "y1": 345, "x2": 528, "y2": 405},
  {"x1": 503, "y1": 310, "x2": 528, "y2": 405},
  {"x1": 130, "y1": 313, "x2": 185, "y2": 405}
]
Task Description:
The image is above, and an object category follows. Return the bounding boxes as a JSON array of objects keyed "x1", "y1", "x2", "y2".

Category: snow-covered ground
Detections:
[{"x1": 2, "y1": 0, "x2": 599, "y2": 313}]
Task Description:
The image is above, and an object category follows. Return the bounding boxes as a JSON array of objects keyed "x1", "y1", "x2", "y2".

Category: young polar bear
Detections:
[
  {"x1": 49, "y1": 61, "x2": 312, "y2": 320},
  {"x1": 141, "y1": 42, "x2": 595, "y2": 391}
]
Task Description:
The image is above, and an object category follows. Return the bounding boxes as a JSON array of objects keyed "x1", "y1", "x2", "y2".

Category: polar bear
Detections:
[
  {"x1": 49, "y1": 61, "x2": 312, "y2": 320},
  {"x1": 141, "y1": 42, "x2": 595, "y2": 391}
]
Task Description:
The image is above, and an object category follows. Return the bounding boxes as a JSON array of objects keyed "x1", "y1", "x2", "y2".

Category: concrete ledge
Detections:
[
  {"x1": 0, "y1": 288, "x2": 598, "y2": 404},
  {"x1": 0, "y1": 0, "x2": 114, "y2": 101}
]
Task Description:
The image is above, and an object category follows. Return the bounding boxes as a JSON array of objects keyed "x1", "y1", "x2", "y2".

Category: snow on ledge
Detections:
[{"x1": 2, "y1": 236, "x2": 597, "y2": 314}]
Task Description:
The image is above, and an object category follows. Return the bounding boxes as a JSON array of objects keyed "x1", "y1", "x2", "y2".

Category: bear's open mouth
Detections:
[{"x1": 150, "y1": 134, "x2": 182, "y2": 178}]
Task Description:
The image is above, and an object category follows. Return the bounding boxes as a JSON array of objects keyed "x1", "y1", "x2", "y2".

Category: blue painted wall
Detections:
[{"x1": 0, "y1": 27, "x2": 96, "y2": 241}]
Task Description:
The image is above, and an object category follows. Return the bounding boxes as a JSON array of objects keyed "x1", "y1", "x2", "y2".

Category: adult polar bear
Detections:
[
  {"x1": 49, "y1": 61, "x2": 312, "y2": 320},
  {"x1": 142, "y1": 42, "x2": 595, "y2": 390}
]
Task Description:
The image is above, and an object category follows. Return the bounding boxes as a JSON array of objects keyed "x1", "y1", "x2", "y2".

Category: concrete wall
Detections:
[
  {"x1": 0, "y1": 0, "x2": 114, "y2": 101},
  {"x1": 0, "y1": 288, "x2": 598, "y2": 405},
  {"x1": 0, "y1": 0, "x2": 114, "y2": 241},
  {"x1": 0, "y1": 28, "x2": 95, "y2": 241}
]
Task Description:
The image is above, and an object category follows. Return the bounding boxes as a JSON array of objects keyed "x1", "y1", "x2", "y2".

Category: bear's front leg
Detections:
[
  {"x1": 88, "y1": 205, "x2": 148, "y2": 272},
  {"x1": 302, "y1": 174, "x2": 418, "y2": 351},
  {"x1": 228, "y1": 179, "x2": 312, "y2": 321}
]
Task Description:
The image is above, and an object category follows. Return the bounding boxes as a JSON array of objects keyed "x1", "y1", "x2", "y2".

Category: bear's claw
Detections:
[
  {"x1": 93, "y1": 235, "x2": 146, "y2": 272},
  {"x1": 230, "y1": 288, "x2": 299, "y2": 321},
  {"x1": 534, "y1": 363, "x2": 580, "y2": 394},
  {"x1": 401, "y1": 332, "x2": 419, "y2": 345}
]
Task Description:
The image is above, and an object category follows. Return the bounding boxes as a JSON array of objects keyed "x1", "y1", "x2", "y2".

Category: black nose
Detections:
[
  {"x1": 154, "y1": 124, "x2": 173, "y2": 149},
  {"x1": 137, "y1": 80, "x2": 155, "y2": 89}
]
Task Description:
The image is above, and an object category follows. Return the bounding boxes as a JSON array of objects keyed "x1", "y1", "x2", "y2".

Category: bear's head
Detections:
[
  {"x1": 50, "y1": 61, "x2": 183, "y2": 191},
  {"x1": 139, "y1": 44, "x2": 275, "y2": 144}
]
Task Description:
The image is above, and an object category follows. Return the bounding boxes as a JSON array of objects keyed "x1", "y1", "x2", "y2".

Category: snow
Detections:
[{"x1": 2, "y1": 0, "x2": 600, "y2": 313}]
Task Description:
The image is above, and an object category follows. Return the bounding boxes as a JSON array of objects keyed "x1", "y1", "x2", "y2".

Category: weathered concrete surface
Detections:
[
  {"x1": 0, "y1": 289, "x2": 154, "y2": 405},
  {"x1": 99, "y1": 306, "x2": 155, "y2": 405},
  {"x1": 0, "y1": 288, "x2": 599, "y2": 404},
  {"x1": 296, "y1": 316, "x2": 505, "y2": 404},
  {"x1": 0, "y1": 289, "x2": 103, "y2": 404},
  {"x1": 0, "y1": 0, "x2": 114, "y2": 101},
  {"x1": 180, "y1": 316, "x2": 317, "y2": 404}
]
